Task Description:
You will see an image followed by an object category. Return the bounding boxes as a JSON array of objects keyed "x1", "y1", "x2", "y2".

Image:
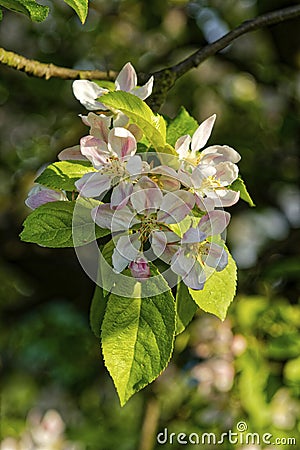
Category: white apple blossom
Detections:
[
  {"x1": 175, "y1": 114, "x2": 217, "y2": 165},
  {"x1": 170, "y1": 210, "x2": 230, "y2": 290},
  {"x1": 72, "y1": 62, "x2": 154, "y2": 112},
  {"x1": 175, "y1": 115, "x2": 241, "y2": 210}
]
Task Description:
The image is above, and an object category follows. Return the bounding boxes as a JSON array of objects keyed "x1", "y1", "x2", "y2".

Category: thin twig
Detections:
[
  {"x1": 173, "y1": 4, "x2": 300, "y2": 78},
  {"x1": 148, "y1": 4, "x2": 300, "y2": 109},
  {"x1": 0, "y1": 47, "x2": 117, "y2": 80},
  {"x1": 1, "y1": 4, "x2": 300, "y2": 104}
]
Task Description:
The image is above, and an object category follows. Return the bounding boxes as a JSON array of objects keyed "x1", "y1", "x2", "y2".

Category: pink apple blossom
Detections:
[{"x1": 25, "y1": 185, "x2": 68, "y2": 210}]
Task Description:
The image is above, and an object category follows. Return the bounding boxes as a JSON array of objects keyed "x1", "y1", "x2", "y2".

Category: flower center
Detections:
[
  {"x1": 185, "y1": 241, "x2": 209, "y2": 263},
  {"x1": 138, "y1": 213, "x2": 158, "y2": 242},
  {"x1": 100, "y1": 158, "x2": 126, "y2": 177}
]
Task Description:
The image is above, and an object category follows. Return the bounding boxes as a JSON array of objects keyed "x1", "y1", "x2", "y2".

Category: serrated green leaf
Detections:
[
  {"x1": 0, "y1": 0, "x2": 49, "y2": 21},
  {"x1": 36, "y1": 161, "x2": 96, "y2": 192},
  {"x1": 101, "y1": 91, "x2": 174, "y2": 154},
  {"x1": 63, "y1": 0, "x2": 88, "y2": 23},
  {"x1": 90, "y1": 286, "x2": 108, "y2": 338},
  {"x1": 175, "y1": 281, "x2": 198, "y2": 335},
  {"x1": 101, "y1": 266, "x2": 176, "y2": 406},
  {"x1": 166, "y1": 106, "x2": 199, "y2": 147},
  {"x1": 20, "y1": 199, "x2": 109, "y2": 248},
  {"x1": 231, "y1": 176, "x2": 255, "y2": 207},
  {"x1": 188, "y1": 249, "x2": 237, "y2": 321}
]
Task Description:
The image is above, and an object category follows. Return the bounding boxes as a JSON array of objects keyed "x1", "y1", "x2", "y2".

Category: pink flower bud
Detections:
[{"x1": 129, "y1": 257, "x2": 150, "y2": 280}]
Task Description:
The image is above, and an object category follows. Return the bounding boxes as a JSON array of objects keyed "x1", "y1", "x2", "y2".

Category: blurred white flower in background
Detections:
[{"x1": 0, "y1": 409, "x2": 84, "y2": 450}]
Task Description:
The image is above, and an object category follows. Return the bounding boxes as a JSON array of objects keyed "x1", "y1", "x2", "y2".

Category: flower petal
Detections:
[
  {"x1": 126, "y1": 155, "x2": 143, "y2": 177},
  {"x1": 25, "y1": 186, "x2": 67, "y2": 210},
  {"x1": 215, "y1": 161, "x2": 239, "y2": 185},
  {"x1": 191, "y1": 114, "x2": 216, "y2": 152},
  {"x1": 182, "y1": 263, "x2": 206, "y2": 290},
  {"x1": 113, "y1": 113, "x2": 129, "y2": 127},
  {"x1": 198, "y1": 210, "x2": 231, "y2": 236},
  {"x1": 157, "y1": 190, "x2": 195, "y2": 224},
  {"x1": 133, "y1": 76, "x2": 154, "y2": 100},
  {"x1": 81, "y1": 112, "x2": 110, "y2": 141},
  {"x1": 150, "y1": 165, "x2": 181, "y2": 191},
  {"x1": 110, "y1": 181, "x2": 133, "y2": 209},
  {"x1": 112, "y1": 233, "x2": 140, "y2": 273},
  {"x1": 200, "y1": 145, "x2": 241, "y2": 164},
  {"x1": 202, "y1": 242, "x2": 228, "y2": 271},
  {"x1": 58, "y1": 145, "x2": 87, "y2": 161},
  {"x1": 75, "y1": 172, "x2": 111, "y2": 198},
  {"x1": 191, "y1": 164, "x2": 216, "y2": 189},
  {"x1": 206, "y1": 189, "x2": 240, "y2": 208},
  {"x1": 171, "y1": 250, "x2": 206, "y2": 290},
  {"x1": 175, "y1": 135, "x2": 191, "y2": 160},
  {"x1": 108, "y1": 127, "x2": 137, "y2": 160},
  {"x1": 194, "y1": 195, "x2": 215, "y2": 212},
  {"x1": 92, "y1": 203, "x2": 136, "y2": 231},
  {"x1": 151, "y1": 230, "x2": 179, "y2": 262},
  {"x1": 115, "y1": 62, "x2": 137, "y2": 92},
  {"x1": 80, "y1": 136, "x2": 110, "y2": 169},
  {"x1": 177, "y1": 166, "x2": 193, "y2": 187},
  {"x1": 72, "y1": 80, "x2": 108, "y2": 111},
  {"x1": 132, "y1": 177, "x2": 163, "y2": 212},
  {"x1": 181, "y1": 226, "x2": 206, "y2": 244}
]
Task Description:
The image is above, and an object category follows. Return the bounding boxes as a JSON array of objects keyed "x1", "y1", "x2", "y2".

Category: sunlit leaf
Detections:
[
  {"x1": 188, "y1": 249, "x2": 237, "y2": 321},
  {"x1": 20, "y1": 200, "x2": 109, "y2": 248},
  {"x1": 175, "y1": 281, "x2": 198, "y2": 335},
  {"x1": 0, "y1": 0, "x2": 49, "y2": 21},
  {"x1": 36, "y1": 161, "x2": 96, "y2": 192},
  {"x1": 101, "y1": 91, "x2": 174, "y2": 153},
  {"x1": 231, "y1": 176, "x2": 255, "y2": 207},
  {"x1": 101, "y1": 266, "x2": 175, "y2": 405},
  {"x1": 64, "y1": 0, "x2": 88, "y2": 24},
  {"x1": 166, "y1": 106, "x2": 198, "y2": 147}
]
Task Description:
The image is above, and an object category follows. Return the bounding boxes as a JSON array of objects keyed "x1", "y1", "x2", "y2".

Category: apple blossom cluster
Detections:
[{"x1": 25, "y1": 62, "x2": 241, "y2": 291}]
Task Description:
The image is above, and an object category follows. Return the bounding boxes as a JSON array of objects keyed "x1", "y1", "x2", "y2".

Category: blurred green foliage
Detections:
[{"x1": 0, "y1": 0, "x2": 299, "y2": 449}]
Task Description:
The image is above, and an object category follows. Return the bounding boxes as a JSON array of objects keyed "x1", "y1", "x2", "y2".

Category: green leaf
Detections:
[
  {"x1": 20, "y1": 199, "x2": 109, "y2": 248},
  {"x1": 0, "y1": 8, "x2": 3, "y2": 19},
  {"x1": 63, "y1": 0, "x2": 88, "y2": 24},
  {"x1": 101, "y1": 267, "x2": 176, "y2": 406},
  {"x1": 175, "y1": 281, "x2": 198, "y2": 335},
  {"x1": 166, "y1": 107, "x2": 199, "y2": 147},
  {"x1": 101, "y1": 91, "x2": 174, "y2": 153},
  {"x1": 90, "y1": 286, "x2": 108, "y2": 338},
  {"x1": 36, "y1": 161, "x2": 96, "y2": 192},
  {"x1": 188, "y1": 249, "x2": 237, "y2": 321},
  {"x1": 0, "y1": 0, "x2": 49, "y2": 21},
  {"x1": 231, "y1": 176, "x2": 255, "y2": 207}
]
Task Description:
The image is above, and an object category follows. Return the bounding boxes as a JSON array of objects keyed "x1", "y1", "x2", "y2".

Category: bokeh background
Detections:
[{"x1": 0, "y1": 0, "x2": 299, "y2": 449}]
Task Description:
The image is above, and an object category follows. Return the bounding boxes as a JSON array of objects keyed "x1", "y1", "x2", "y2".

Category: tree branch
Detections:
[
  {"x1": 0, "y1": 47, "x2": 117, "y2": 80},
  {"x1": 149, "y1": 4, "x2": 300, "y2": 110},
  {"x1": 1, "y1": 4, "x2": 300, "y2": 108}
]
